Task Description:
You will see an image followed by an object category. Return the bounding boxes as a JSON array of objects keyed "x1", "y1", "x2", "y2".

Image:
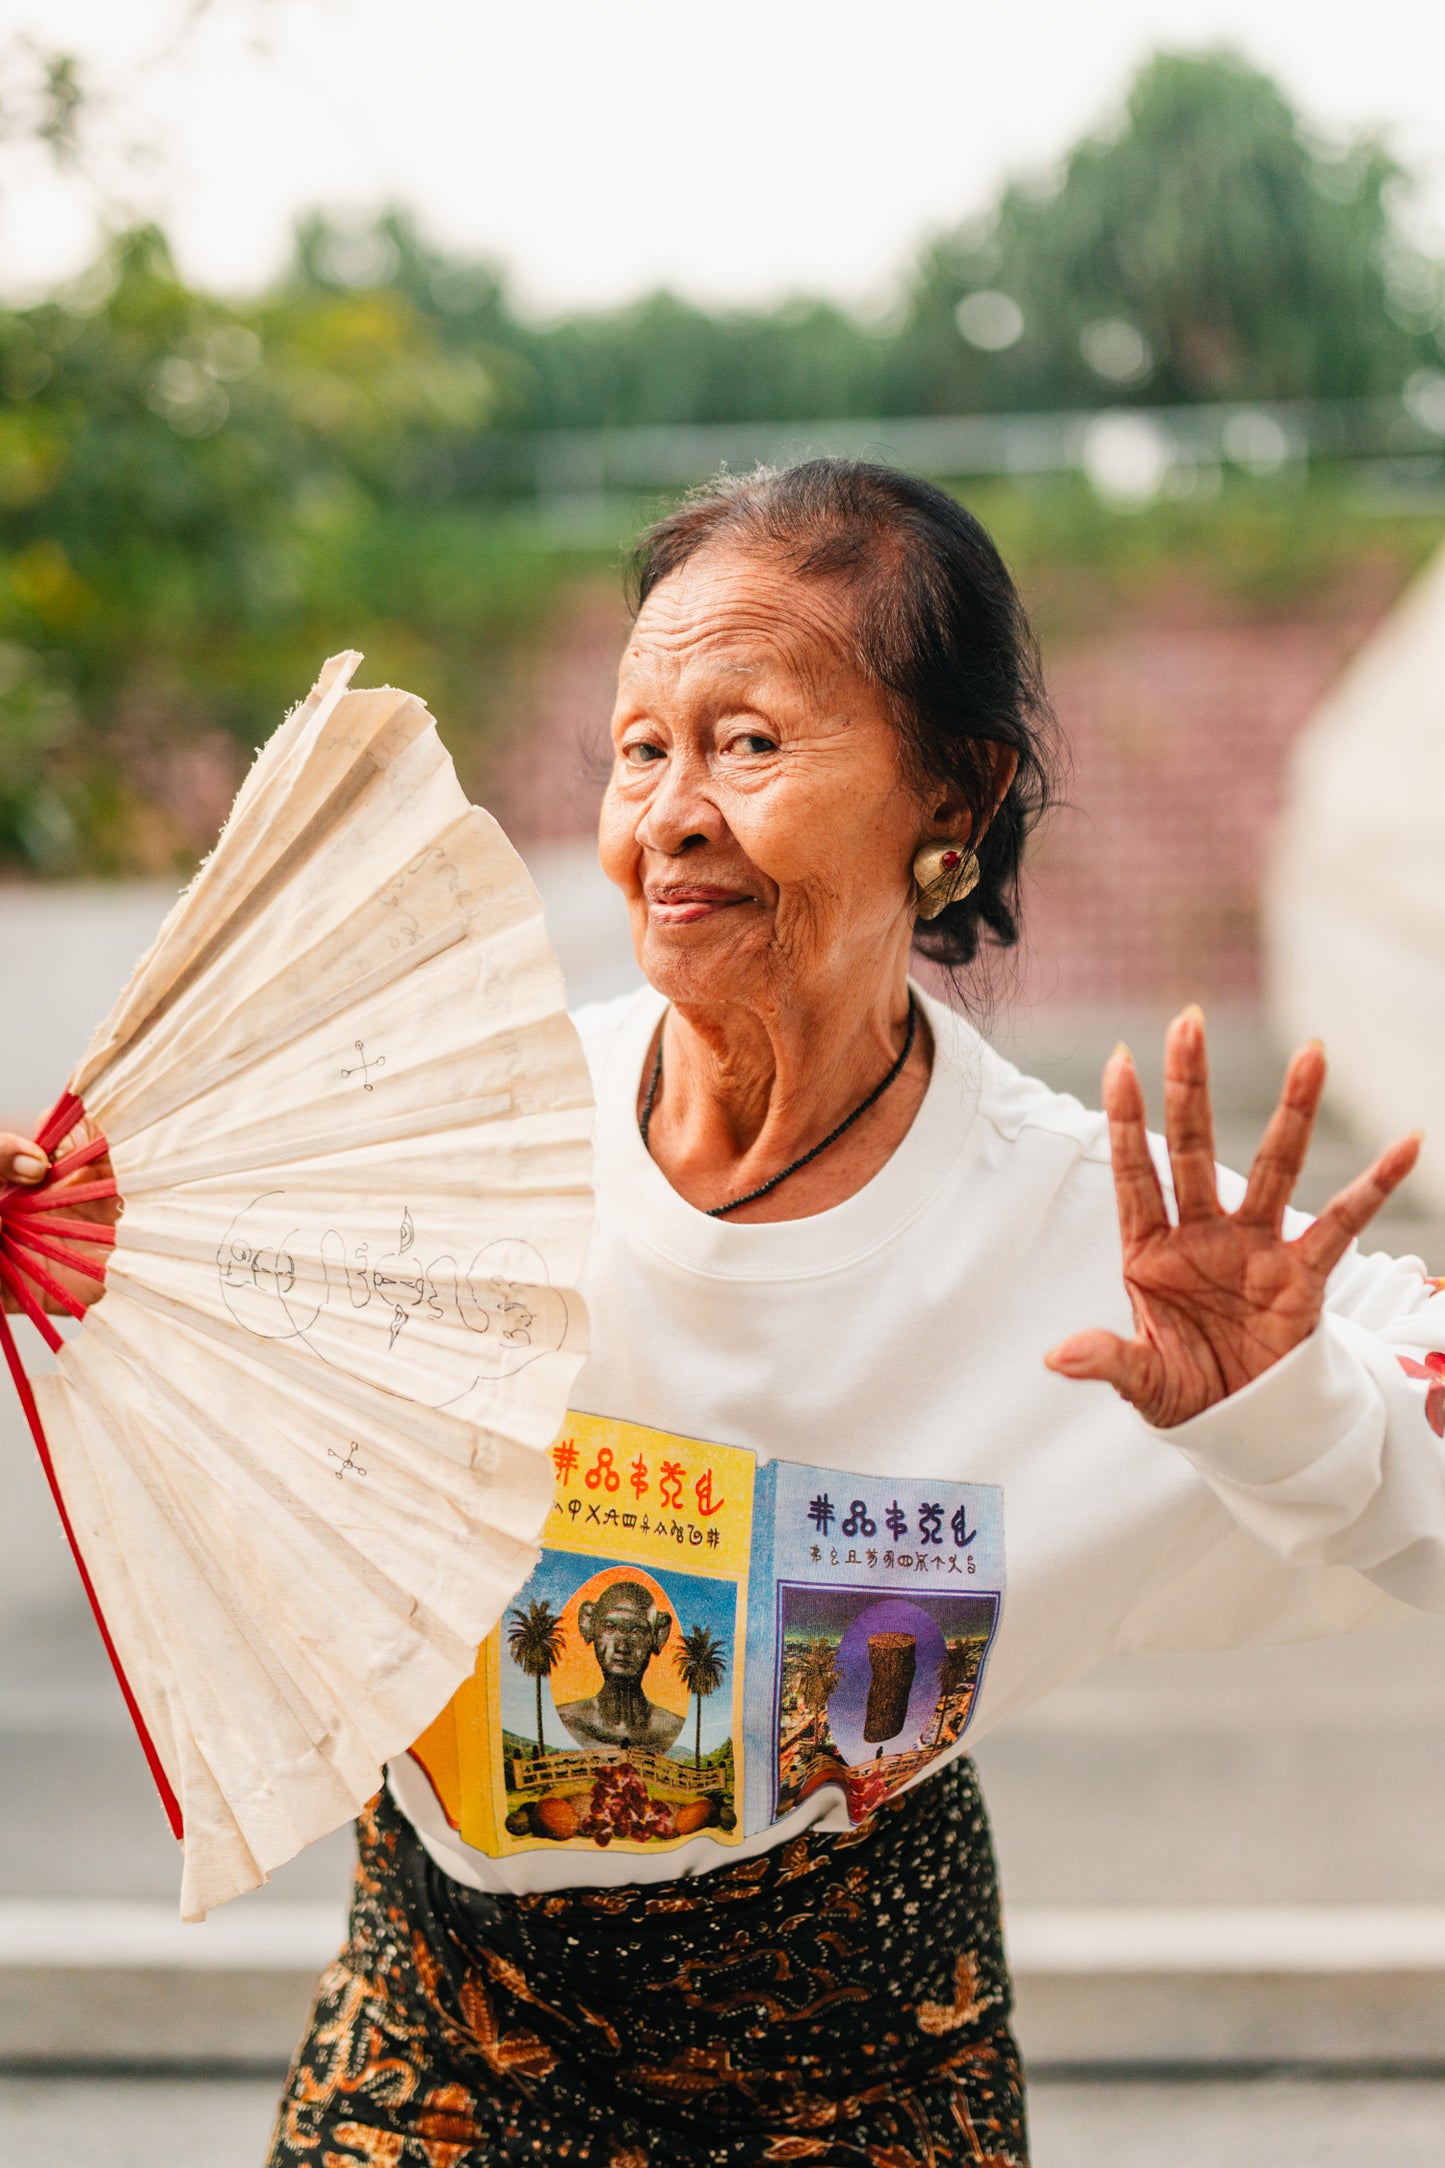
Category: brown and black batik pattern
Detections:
[{"x1": 268, "y1": 1760, "x2": 1027, "y2": 2167}]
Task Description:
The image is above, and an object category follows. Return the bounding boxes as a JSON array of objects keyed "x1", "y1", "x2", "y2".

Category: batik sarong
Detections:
[{"x1": 267, "y1": 1757, "x2": 1027, "y2": 2166}]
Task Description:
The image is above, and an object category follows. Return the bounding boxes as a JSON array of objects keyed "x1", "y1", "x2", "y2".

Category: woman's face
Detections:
[{"x1": 599, "y1": 545, "x2": 937, "y2": 1013}]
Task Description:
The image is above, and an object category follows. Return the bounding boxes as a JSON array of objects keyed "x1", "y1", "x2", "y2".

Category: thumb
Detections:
[
  {"x1": 1046, "y1": 1329, "x2": 1162, "y2": 1408},
  {"x1": 0, "y1": 1134, "x2": 49, "y2": 1187}
]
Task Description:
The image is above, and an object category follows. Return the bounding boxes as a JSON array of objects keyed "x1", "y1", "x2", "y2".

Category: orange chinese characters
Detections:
[
  {"x1": 659, "y1": 1460, "x2": 685, "y2": 1509},
  {"x1": 585, "y1": 1446, "x2": 621, "y2": 1493},
  {"x1": 551, "y1": 1437, "x2": 580, "y2": 1488}
]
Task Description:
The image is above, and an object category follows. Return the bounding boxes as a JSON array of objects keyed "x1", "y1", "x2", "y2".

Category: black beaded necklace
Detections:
[{"x1": 638, "y1": 994, "x2": 919, "y2": 1219}]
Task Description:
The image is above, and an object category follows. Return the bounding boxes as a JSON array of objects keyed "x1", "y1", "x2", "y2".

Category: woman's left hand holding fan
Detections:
[
  {"x1": 0, "y1": 1133, "x2": 48, "y2": 1187},
  {"x1": 0, "y1": 1123, "x2": 118, "y2": 1314}
]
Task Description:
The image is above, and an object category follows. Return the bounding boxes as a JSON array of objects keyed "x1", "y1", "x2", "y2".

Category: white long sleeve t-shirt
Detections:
[{"x1": 391, "y1": 983, "x2": 1445, "y2": 1895}]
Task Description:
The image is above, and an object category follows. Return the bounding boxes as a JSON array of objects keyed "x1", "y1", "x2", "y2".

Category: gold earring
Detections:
[{"x1": 913, "y1": 842, "x2": 980, "y2": 921}]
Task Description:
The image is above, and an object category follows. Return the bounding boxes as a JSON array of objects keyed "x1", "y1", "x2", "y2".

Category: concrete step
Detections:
[
  {"x1": 1010, "y1": 1907, "x2": 1445, "y2": 2068},
  {"x1": 975, "y1": 1725, "x2": 1445, "y2": 1908},
  {"x1": 5, "y1": 2069, "x2": 1445, "y2": 2168},
  {"x1": 1025, "y1": 2074, "x2": 1445, "y2": 2168},
  {"x1": 972, "y1": 1613, "x2": 1445, "y2": 1911},
  {"x1": 0, "y1": 1899, "x2": 343, "y2": 2066},
  {"x1": 4, "y1": 1898, "x2": 1445, "y2": 2072}
]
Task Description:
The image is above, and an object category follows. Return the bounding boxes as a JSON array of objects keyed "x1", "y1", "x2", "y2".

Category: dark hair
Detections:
[{"x1": 628, "y1": 459, "x2": 1059, "y2": 972}]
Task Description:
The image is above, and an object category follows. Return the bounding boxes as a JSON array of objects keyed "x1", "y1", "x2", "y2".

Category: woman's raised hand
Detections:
[
  {"x1": 1045, "y1": 1007, "x2": 1421, "y2": 1428},
  {"x1": 0, "y1": 1123, "x2": 118, "y2": 1315}
]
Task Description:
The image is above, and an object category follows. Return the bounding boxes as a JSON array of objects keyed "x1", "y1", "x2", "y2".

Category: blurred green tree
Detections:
[
  {"x1": 1, "y1": 44, "x2": 1441, "y2": 877},
  {"x1": 0, "y1": 224, "x2": 574, "y2": 873},
  {"x1": 893, "y1": 48, "x2": 1442, "y2": 413},
  {"x1": 285, "y1": 208, "x2": 898, "y2": 431},
  {"x1": 516, "y1": 289, "x2": 895, "y2": 429}
]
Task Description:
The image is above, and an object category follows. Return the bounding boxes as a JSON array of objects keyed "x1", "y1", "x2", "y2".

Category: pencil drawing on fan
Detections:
[{"x1": 216, "y1": 1192, "x2": 571, "y2": 1398}]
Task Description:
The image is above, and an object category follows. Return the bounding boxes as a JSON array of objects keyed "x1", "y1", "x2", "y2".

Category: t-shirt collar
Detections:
[{"x1": 595, "y1": 983, "x2": 984, "y2": 1282}]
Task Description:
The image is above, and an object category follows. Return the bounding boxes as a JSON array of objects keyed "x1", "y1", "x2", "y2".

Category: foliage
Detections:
[
  {"x1": 675, "y1": 1623, "x2": 727, "y2": 1771},
  {"x1": 1, "y1": 45, "x2": 1443, "y2": 876},
  {"x1": 961, "y1": 471, "x2": 1443, "y2": 639},
  {"x1": 795, "y1": 1639, "x2": 843, "y2": 1750},
  {"x1": 515, "y1": 290, "x2": 896, "y2": 431},
  {"x1": 506, "y1": 1599, "x2": 567, "y2": 1755},
  {"x1": 0, "y1": 40, "x2": 85, "y2": 166},
  {"x1": 897, "y1": 50, "x2": 1444, "y2": 414},
  {"x1": 0, "y1": 226, "x2": 586, "y2": 873},
  {"x1": 286, "y1": 211, "x2": 902, "y2": 434}
]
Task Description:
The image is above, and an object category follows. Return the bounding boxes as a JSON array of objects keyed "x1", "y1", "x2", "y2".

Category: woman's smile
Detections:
[{"x1": 644, "y1": 882, "x2": 755, "y2": 926}]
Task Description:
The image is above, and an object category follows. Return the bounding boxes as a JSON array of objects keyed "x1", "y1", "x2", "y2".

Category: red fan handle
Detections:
[{"x1": 0, "y1": 1089, "x2": 183, "y2": 1841}]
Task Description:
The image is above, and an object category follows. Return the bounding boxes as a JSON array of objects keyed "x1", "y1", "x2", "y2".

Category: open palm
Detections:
[{"x1": 1046, "y1": 1008, "x2": 1421, "y2": 1429}]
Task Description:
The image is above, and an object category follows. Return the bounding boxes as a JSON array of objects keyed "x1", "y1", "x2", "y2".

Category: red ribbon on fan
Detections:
[{"x1": 0, "y1": 1088, "x2": 183, "y2": 1838}]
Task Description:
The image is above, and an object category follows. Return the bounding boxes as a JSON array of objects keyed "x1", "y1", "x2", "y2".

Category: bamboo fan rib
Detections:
[{"x1": 15, "y1": 653, "x2": 594, "y2": 1919}]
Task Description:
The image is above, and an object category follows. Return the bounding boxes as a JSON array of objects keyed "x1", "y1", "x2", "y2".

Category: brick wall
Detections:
[{"x1": 1018, "y1": 609, "x2": 1385, "y2": 1006}]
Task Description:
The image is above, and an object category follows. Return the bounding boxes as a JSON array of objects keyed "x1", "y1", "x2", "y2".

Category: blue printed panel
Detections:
[{"x1": 746, "y1": 1461, "x2": 1005, "y2": 1832}]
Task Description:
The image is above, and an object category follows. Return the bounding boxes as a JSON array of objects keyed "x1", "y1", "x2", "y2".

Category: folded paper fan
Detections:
[{"x1": 0, "y1": 653, "x2": 593, "y2": 1918}]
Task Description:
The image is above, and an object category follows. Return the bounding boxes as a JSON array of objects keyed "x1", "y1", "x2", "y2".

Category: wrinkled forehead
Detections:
[{"x1": 621, "y1": 547, "x2": 863, "y2": 703}]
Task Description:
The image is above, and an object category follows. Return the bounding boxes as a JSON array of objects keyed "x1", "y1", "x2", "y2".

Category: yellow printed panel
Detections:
[{"x1": 411, "y1": 1412, "x2": 754, "y2": 1861}]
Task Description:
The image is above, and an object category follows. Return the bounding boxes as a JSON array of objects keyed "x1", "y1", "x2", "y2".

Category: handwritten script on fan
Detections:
[{"x1": 216, "y1": 1196, "x2": 569, "y2": 1407}]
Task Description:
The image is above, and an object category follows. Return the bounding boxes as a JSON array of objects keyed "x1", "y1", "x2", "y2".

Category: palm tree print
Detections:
[
  {"x1": 675, "y1": 1623, "x2": 728, "y2": 1770},
  {"x1": 929, "y1": 1637, "x2": 981, "y2": 1746},
  {"x1": 795, "y1": 1637, "x2": 843, "y2": 1754},
  {"x1": 506, "y1": 1599, "x2": 566, "y2": 1756}
]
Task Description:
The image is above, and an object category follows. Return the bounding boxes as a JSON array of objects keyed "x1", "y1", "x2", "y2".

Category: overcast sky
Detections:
[{"x1": 5, "y1": 0, "x2": 1445, "y2": 312}]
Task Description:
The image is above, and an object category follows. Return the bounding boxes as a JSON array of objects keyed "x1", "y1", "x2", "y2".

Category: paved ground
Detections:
[
  {"x1": 4, "y1": 2069, "x2": 1445, "y2": 2168},
  {"x1": 1028, "y1": 2075, "x2": 1445, "y2": 2166}
]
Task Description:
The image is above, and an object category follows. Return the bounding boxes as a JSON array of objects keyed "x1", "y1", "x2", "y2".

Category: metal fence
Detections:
[{"x1": 501, "y1": 389, "x2": 1445, "y2": 513}]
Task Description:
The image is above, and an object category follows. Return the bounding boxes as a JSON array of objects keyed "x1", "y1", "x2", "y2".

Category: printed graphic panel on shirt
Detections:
[
  {"x1": 412, "y1": 1412, "x2": 753, "y2": 1858},
  {"x1": 745, "y1": 1460, "x2": 1005, "y2": 1833},
  {"x1": 499, "y1": 1551, "x2": 740, "y2": 1849},
  {"x1": 410, "y1": 1418, "x2": 1005, "y2": 1859},
  {"x1": 774, "y1": 1582, "x2": 999, "y2": 1824}
]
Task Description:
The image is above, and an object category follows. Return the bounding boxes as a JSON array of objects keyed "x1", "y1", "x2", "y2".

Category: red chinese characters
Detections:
[{"x1": 694, "y1": 1468, "x2": 725, "y2": 1517}]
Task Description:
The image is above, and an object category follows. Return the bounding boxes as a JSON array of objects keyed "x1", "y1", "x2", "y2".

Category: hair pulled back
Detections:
[{"x1": 628, "y1": 458, "x2": 1059, "y2": 972}]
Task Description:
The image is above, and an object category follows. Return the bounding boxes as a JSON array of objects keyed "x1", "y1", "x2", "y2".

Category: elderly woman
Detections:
[{"x1": 7, "y1": 460, "x2": 1444, "y2": 2165}]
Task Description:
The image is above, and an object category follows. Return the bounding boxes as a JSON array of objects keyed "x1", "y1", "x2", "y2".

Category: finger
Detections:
[
  {"x1": 1046, "y1": 1329, "x2": 1165, "y2": 1409},
  {"x1": 1238, "y1": 1042, "x2": 1326, "y2": 1230},
  {"x1": 1163, "y1": 1006, "x2": 1221, "y2": 1223},
  {"x1": 1297, "y1": 1132, "x2": 1423, "y2": 1277},
  {"x1": 1103, "y1": 1043, "x2": 1170, "y2": 1245},
  {"x1": 0, "y1": 1133, "x2": 49, "y2": 1187}
]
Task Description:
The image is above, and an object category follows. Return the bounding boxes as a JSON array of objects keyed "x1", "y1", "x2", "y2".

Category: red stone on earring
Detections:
[{"x1": 940, "y1": 850, "x2": 960, "y2": 869}]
